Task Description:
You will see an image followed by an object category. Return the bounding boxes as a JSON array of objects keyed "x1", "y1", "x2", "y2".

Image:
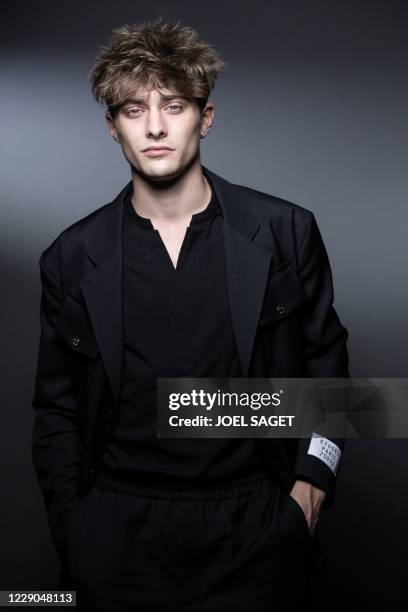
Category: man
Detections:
[{"x1": 32, "y1": 18, "x2": 349, "y2": 612}]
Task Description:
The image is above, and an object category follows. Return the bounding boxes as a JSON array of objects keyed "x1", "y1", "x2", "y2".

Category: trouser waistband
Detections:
[{"x1": 93, "y1": 469, "x2": 276, "y2": 500}]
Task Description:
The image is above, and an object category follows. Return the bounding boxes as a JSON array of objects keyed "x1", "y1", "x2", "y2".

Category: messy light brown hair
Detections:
[{"x1": 88, "y1": 18, "x2": 227, "y2": 117}]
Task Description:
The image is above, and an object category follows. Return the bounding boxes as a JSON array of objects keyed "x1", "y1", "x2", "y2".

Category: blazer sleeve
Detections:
[
  {"x1": 292, "y1": 212, "x2": 350, "y2": 509},
  {"x1": 31, "y1": 254, "x2": 82, "y2": 558}
]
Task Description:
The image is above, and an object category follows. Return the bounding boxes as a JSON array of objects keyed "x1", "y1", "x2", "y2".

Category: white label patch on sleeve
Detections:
[{"x1": 307, "y1": 434, "x2": 342, "y2": 475}]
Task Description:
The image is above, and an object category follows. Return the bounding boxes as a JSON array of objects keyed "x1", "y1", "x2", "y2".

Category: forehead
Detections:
[{"x1": 125, "y1": 86, "x2": 186, "y2": 103}]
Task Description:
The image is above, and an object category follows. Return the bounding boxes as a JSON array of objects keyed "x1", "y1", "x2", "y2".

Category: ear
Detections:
[
  {"x1": 200, "y1": 101, "x2": 215, "y2": 137},
  {"x1": 105, "y1": 110, "x2": 119, "y2": 143}
]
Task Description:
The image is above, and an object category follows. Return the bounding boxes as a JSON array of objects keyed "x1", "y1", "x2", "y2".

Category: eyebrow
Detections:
[{"x1": 124, "y1": 95, "x2": 187, "y2": 105}]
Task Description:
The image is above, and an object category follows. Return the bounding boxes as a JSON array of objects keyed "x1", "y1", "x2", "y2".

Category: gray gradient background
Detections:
[{"x1": 1, "y1": 0, "x2": 407, "y2": 606}]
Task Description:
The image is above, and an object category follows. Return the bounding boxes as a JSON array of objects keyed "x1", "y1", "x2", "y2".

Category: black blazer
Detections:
[{"x1": 31, "y1": 165, "x2": 350, "y2": 562}]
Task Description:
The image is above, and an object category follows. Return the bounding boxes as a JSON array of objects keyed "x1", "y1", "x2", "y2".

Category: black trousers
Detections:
[{"x1": 60, "y1": 471, "x2": 313, "y2": 611}]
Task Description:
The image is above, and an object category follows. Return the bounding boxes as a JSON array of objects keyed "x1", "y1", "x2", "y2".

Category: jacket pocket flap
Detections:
[
  {"x1": 55, "y1": 295, "x2": 99, "y2": 359},
  {"x1": 259, "y1": 260, "x2": 308, "y2": 327}
]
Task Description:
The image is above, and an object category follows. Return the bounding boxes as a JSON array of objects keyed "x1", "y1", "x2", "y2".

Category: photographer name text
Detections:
[{"x1": 168, "y1": 414, "x2": 295, "y2": 427}]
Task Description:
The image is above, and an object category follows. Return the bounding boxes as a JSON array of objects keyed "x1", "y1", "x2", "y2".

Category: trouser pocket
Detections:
[
  {"x1": 284, "y1": 490, "x2": 312, "y2": 541},
  {"x1": 62, "y1": 486, "x2": 96, "y2": 583}
]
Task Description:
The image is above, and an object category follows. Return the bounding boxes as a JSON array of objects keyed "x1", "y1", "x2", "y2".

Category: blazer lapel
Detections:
[
  {"x1": 222, "y1": 226, "x2": 271, "y2": 376},
  {"x1": 203, "y1": 167, "x2": 282, "y2": 377},
  {"x1": 79, "y1": 182, "x2": 131, "y2": 410}
]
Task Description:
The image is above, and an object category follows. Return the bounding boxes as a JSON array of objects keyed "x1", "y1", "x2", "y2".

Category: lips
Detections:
[
  {"x1": 143, "y1": 147, "x2": 172, "y2": 151},
  {"x1": 143, "y1": 147, "x2": 173, "y2": 157}
]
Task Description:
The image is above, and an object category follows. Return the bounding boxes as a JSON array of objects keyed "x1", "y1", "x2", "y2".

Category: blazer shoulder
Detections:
[
  {"x1": 234, "y1": 181, "x2": 313, "y2": 221},
  {"x1": 38, "y1": 200, "x2": 114, "y2": 282},
  {"x1": 232, "y1": 181, "x2": 315, "y2": 246}
]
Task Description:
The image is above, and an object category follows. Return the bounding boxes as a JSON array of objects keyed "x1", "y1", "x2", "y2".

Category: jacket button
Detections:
[
  {"x1": 276, "y1": 304, "x2": 287, "y2": 316},
  {"x1": 106, "y1": 409, "x2": 113, "y2": 419},
  {"x1": 72, "y1": 336, "x2": 80, "y2": 347}
]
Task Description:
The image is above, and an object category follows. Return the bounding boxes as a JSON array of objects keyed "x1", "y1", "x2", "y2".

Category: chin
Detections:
[{"x1": 138, "y1": 160, "x2": 183, "y2": 181}]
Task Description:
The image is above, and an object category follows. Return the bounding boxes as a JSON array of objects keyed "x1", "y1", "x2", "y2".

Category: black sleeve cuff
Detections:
[{"x1": 293, "y1": 437, "x2": 344, "y2": 510}]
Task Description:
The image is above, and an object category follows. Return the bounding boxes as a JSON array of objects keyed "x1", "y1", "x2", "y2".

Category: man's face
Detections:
[{"x1": 106, "y1": 86, "x2": 214, "y2": 181}]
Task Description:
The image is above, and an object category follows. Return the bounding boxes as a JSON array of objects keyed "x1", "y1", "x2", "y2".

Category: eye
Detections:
[
  {"x1": 128, "y1": 108, "x2": 142, "y2": 117},
  {"x1": 167, "y1": 104, "x2": 183, "y2": 112}
]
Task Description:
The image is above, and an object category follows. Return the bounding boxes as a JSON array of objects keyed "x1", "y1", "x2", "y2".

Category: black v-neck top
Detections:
[{"x1": 99, "y1": 176, "x2": 264, "y2": 488}]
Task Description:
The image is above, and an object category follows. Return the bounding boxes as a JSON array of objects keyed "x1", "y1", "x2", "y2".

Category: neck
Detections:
[{"x1": 130, "y1": 159, "x2": 212, "y2": 223}]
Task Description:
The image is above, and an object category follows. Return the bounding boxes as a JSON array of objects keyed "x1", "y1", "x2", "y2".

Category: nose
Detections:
[{"x1": 146, "y1": 107, "x2": 167, "y2": 139}]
